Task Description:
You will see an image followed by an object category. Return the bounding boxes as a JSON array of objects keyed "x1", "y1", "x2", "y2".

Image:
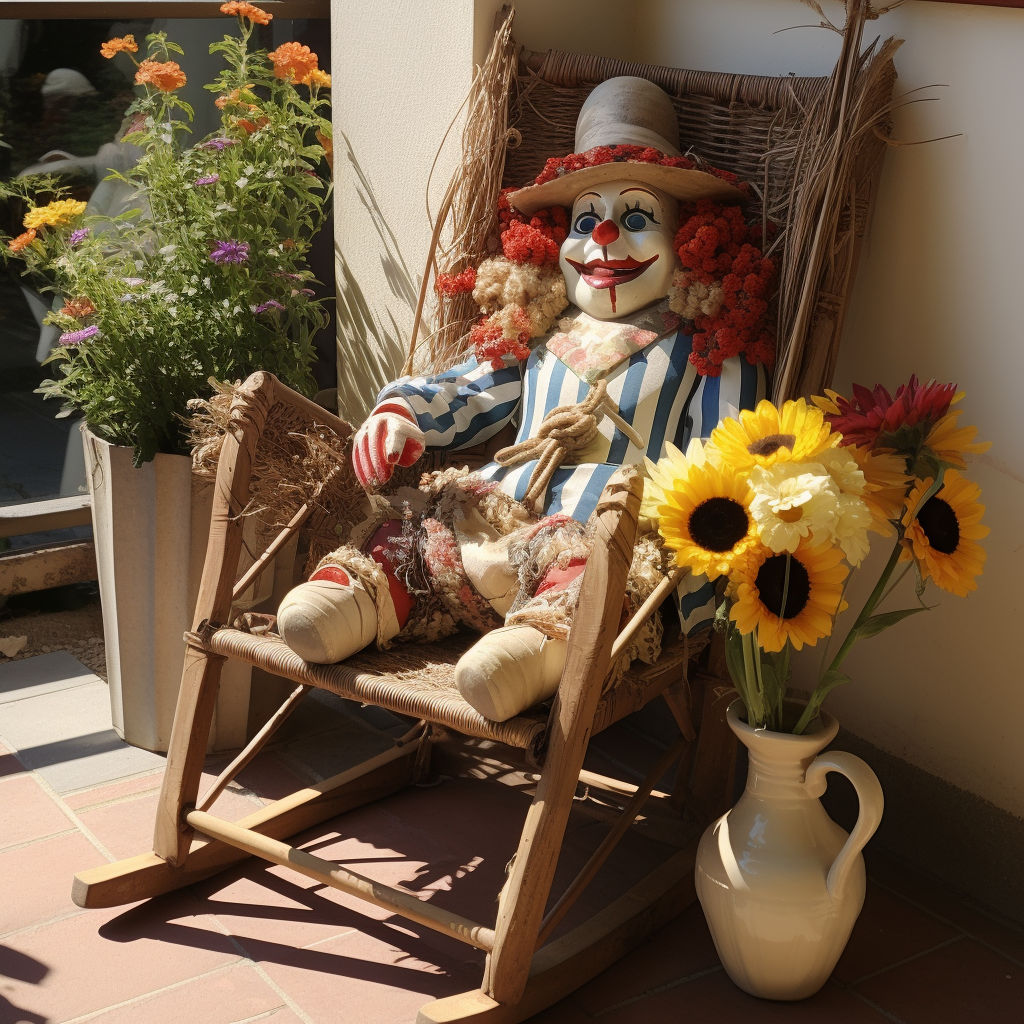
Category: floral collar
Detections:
[{"x1": 542, "y1": 298, "x2": 682, "y2": 383}]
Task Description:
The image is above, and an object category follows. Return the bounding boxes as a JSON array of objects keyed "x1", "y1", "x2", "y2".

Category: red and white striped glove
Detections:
[{"x1": 352, "y1": 400, "x2": 426, "y2": 488}]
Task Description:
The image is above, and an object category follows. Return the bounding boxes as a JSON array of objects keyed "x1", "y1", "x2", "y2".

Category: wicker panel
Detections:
[{"x1": 197, "y1": 627, "x2": 550, "y2": 751}]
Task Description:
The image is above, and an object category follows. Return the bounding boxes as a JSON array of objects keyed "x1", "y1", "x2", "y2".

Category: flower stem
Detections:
[
  {"x1": 742, "y1": 631, "x2": 766, "y2": 728},
  {"x1": 793, "y1": 539, "x2": 903, "y2": 735}
]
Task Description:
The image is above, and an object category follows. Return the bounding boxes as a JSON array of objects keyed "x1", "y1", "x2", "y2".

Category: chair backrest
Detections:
[{"x1": 413, "y1": 5, "x2": 899, "y2": 403}]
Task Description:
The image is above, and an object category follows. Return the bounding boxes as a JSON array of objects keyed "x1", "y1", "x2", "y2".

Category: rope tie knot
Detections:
[{"x1": 495, "y1": 380, "x2": 609, "y2": 513}]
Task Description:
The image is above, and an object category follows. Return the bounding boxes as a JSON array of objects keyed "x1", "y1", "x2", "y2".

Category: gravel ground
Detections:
[{"x1": 0, "y1": 587, "x2": 107, "y2": 680}]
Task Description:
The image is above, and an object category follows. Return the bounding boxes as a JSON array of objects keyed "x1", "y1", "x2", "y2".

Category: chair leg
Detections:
[
  {"x1": 481, "y1": 713, "x2": 591, "y2": 1005},
  {"x1": 688, "y1": 674, "x2": 738, "y2": 823},
  {"x1": 153, "y1": 644, "x2": 226, "y2": 865}
]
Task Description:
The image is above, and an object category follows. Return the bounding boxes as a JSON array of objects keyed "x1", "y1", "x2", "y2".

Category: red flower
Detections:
[
  {"x1": 471, "y1": 312, "x2": 531, "y2": 366},
  {"x1": 824, "y1": 376, "x2": 958, "y2": 450},
  {"x1": 675, "y1": 202, "x2": 777, "y2": 376},
  {"x1": 434, "y1": 267, "x2": 476, "y2": 296},
  {"x1": 501, "y1": 220, "x2": 559, "y2": 264}
]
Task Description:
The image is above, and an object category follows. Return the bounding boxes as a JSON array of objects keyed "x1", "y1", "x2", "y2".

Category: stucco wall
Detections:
[{"x1": 332, "y1": 0, "x2": 1022, "y2": 817}]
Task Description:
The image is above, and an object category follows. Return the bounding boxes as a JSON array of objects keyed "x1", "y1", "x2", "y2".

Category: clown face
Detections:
[{"x1": 559, "y1": 180, "x2": 679, "y2": 320}]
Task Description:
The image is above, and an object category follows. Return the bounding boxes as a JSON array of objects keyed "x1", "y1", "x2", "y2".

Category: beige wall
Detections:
[{"x1": 333, "y1": 0, "x2": 1022, "y2": 816}]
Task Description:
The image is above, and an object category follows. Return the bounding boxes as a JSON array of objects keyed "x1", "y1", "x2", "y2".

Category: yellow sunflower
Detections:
[
  {"x1": 923, "y1": 405, "x2": 991, "y2": 468},
  {"x1": 643, "y1": 439, "x2": 757, "y2": 580},
  {"x1": 901, "y1": 471, "x2": 988, "y2": 597},
  {"x1": 846, "y1": 444, "x2": 910, "y2": 536},
  {"x1": 729, "y1": 539, "x2": 849, "y2": 652},
  {"x1": 707, "y1": 398, "x2": 838, "y2": 472}
]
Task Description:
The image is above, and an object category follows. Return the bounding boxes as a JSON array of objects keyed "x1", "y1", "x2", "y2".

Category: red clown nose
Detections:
[{"x1": 591, "y1": 219, "x2": 619, "y2": 245}]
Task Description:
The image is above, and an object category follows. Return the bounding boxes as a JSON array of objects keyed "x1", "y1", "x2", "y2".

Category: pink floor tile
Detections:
[
  {"x1": 248, "y1": 926, "x2": 479, "y2": 1024},
  {"x1": 83, "y1": 963, "x2": 285, "y2": 1024},
  {"x1": 868, "y1": 853, "x2": 1024, "y2": 965},
  {"x1": 76, "y1": 777, "x2": 260, "y2": 861},
  {"x1": 525, "y1": 1001, "x2": 594, "y2": 1023},
  {"x1": 0, "y1": 831, "x2": 104, "y2": 934},
  {"x1": 0, "y1": 775, "x2": 74, "y2": 849},
  {"x1": 570, "y1": 901, "x2": 721, "y2": 1015},
  {"x1": 0, "y1": 738, "x2": 26, "y2": 779},
  {"x1": 195, "y1": 861, "x2": 363, "y2": 951},
  {"x1": 63, "y1": 771, "x2": 165, "y2": 811},
  {"x1": 855, "y1": 936, "x2": 1024, "y2": 1023},
  {"x1": 832, "y1": 880, "x2": 960, "y2": 984},
  {"x1": 2, "y1": 892, "x2": 241, "y2": 1022},
  {"x1": 599, "y1": 970, "x2": 890, "y2": 1023},
  {"x1": 235, "y1": 753, "x2": 310, "y2": 805}
]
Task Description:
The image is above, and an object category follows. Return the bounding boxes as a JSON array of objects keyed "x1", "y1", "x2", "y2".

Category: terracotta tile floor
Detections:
[{"x1": 2, "y1": 658, "x2": 1024, "y2": 1023}]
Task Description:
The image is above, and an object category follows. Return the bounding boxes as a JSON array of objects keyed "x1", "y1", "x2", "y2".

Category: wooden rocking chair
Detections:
[{"x1": 72, "y1": 8, "x2": 898, "y2": 1021}]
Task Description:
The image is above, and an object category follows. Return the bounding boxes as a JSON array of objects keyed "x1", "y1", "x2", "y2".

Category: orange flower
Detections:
[
  {"x1": 61, "y1": 297, "x2": 96, "y2": 319},
  {"x1": 268, "y1": 42, "x2": 318, "y2": 84},
  {"x1": 306, "y1": 69, "x2": 332, "y2": 89},
  {"x1": 238, "y1": 116, "x2": 269, "y2": 134},
  {"x1": 101, "y1": 35, "x2": 138, "y2": 59},
  {"x1": 215, "y1": 86, "x2": 257, "y2": 111},
  {"x1": 135, "y1": 59, "x2": 187, "y2": 93},
  {"x1": 7, "y1": 229, "x2": 36, "y2": 253},
  {"x1": 220, "y1": 1, "x2": 272, "y2": 23}
]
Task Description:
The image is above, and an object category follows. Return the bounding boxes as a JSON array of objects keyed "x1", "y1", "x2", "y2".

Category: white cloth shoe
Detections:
[
  {"x1": 455, "y1": 625, "x2": 567, "y2": 722},
  {"x1": 277, "y1": 577, "x2": 398, "y2": 664}
]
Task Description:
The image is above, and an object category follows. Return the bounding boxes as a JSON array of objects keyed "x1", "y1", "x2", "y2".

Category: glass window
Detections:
[{"x1": 1, "y1": 12, "x2": 333, "y2": 529}]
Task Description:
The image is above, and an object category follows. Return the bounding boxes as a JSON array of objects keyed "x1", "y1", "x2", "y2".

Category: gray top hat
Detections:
[{"x1": 510, "y1": 76, "x2": 743, "y2": 215}]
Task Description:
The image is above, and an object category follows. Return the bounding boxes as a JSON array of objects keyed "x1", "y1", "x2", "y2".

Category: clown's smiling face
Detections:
[{"x1": 559, "y1": 180, "x2": 679, "y2": 320}]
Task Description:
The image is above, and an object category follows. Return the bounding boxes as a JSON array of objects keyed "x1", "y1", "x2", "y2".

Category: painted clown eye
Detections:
[
  {"x1": 574, "y1": 209, "x2": 600, "y2": 234},
  {"x1": 621, "y1": 204, "x2": 656, "y2": 231}
]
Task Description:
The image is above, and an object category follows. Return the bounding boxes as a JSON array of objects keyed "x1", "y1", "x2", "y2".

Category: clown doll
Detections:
[{"x1": 278, "y1": 77, "x2": 775, "y2": 722}]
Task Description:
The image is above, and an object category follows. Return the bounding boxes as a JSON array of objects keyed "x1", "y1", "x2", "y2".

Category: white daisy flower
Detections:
[
  {"x1": 749, "y1": 463, "x2": 839, "y2": 553},
  {"x1": 833, "y1": 493, "x2": 873, "y2": 566},
  {"x1": 814, "y1": 447, "x2": 867, "y2": 495}
]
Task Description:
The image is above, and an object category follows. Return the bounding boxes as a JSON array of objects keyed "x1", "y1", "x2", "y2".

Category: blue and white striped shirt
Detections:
[{"x1": 378, "y1": 325, "x2": 768, "y2": 632}]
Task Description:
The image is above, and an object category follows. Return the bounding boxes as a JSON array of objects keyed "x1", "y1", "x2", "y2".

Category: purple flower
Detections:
[
  {"x1": 198, "y1": 137, "x2": 238, "y2": 151},
  {"x1": 209, "y1": 240, "x2": 249, "y2": 265},
  {"x1": 195, "y1": 174, "x2": 220, "y2": 186},
  {"x1": 300, "y1": 288, "x2": 315, "y2": 297},
  {"x1": 59, "y1": 325, "x2": 100, "y2": 346},
  {"x1": 69, "y1": 228, "x2": 89, "y2": 247},
  {"x1": 254, "y1": 299, "x2": 285, "y2": 314}
]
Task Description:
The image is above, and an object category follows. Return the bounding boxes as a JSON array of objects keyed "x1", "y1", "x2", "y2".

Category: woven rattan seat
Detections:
[
  {"x1": 197, "y1": 626, "x2": 550, "y2": 750},
  {"x1": 194, "y1": 623, "x2": 700, "y2": 756}
]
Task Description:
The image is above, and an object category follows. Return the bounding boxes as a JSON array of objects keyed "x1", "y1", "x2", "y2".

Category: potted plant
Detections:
[
  {"x1": 642, "y1": 377, "x2": 990, "y2": 999},
  {"x1": 1, "y1": 2, "x2": 332, "y2": 751}
]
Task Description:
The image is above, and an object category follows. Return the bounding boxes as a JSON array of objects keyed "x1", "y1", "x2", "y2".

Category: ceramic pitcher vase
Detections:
[{"x1": 695, "y1": 700, "x2": 884, "y2": 1000}]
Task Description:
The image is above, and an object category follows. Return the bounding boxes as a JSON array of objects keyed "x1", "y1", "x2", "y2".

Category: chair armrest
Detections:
[{"x1": 550, "y1": 466, "x2": 643, "y2": 714}]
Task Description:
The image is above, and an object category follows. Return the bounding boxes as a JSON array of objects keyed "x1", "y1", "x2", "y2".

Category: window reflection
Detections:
[{"x1": 0, "y1": 15, "x2": 333, "y2": 519}]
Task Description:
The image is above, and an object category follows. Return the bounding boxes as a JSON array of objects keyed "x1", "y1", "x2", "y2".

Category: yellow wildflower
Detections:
[{"x1": 23, "y1": 200, "x2": 87, "y2": 231}]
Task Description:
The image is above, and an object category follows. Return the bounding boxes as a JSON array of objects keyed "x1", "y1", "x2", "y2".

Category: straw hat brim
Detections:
[{"x1": 509, "y1": 162, "x2": 747, "y2": 216}]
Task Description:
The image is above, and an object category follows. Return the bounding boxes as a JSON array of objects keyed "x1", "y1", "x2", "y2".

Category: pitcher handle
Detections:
[{"x1": 805, "y1": 751, "x2": 884, "y2": 901}]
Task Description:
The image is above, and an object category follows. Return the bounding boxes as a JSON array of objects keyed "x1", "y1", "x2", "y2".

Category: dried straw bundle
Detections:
[
  {"x1": 771, "y1": 0, "x2": 901, "y2": 399},
  {"x1": 405, "y1": 8, "x2": 519, "y2": 376},
  {"x1": 187, "y1": 383, "x2": 369, "y2": 572}
]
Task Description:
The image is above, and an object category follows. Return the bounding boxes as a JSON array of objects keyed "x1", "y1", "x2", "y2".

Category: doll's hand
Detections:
[{"x1": 352, "y1": 400, "x2": 426, "y2": 488}]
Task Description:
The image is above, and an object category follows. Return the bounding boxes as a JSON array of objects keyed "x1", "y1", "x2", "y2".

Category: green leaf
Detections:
[
  {"x1": 906, "y1": 466, "x2": 946, "y2": 525},
  {"x1": 856, "y1": 606, "x2": 930, "y2": 640},
  {"x1": 813, "y1": 668, "x2": 852, "y2": 701}
]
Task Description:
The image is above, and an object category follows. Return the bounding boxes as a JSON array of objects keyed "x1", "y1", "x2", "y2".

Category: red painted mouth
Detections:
[{"x1": 564, "y1": 254, "x2": 660, "y2": 290}]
